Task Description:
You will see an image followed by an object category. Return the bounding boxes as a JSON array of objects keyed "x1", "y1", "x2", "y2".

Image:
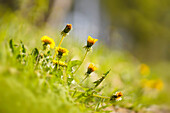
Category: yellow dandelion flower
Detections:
[
  {"x1": 116, "y1": 92, "x2": 123, "y2": 97},
  {"x1": 86, "y1": 36, "x2": 98, "y2": 48},
  {"x1": 41, "y1": 35, "x2": 55, "y2": 49},
  {"x1": 140, "y1": 64, "x2": 150, "y2": 76},
  {"x1": 61, "y1": 24, "x2": 72, "y2": 36},
  {"x1": 110, "y1": 92, "x2": 123, "y2": 101},
  {"x1": 53, "y1": 60, "x2": 67, "y2": 67},
  {"x1": 55, "y1": 47, "x2": 69, "y2": 59},
  {"x1": 115, "y1": 92, "x2": 123, "y2": 101},
  {"x1": 87, "y1": 63, "x2": 97, "y2": 74}
]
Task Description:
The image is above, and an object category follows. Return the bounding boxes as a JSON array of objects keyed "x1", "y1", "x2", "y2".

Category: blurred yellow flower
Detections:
[
  {"x1": 61, "y1": 24, "x2": 72, "y2": 36},
  {"x1": 53, "y1": 60, "x2": 67, "y2": 67},
  {"x1": 41, "y1": 35, "x2": 55, "y2": 48},
  {"x1": 140, "y1": 64, "x2": 150, "y2": 76},
  {"x1": 87, "y1": 63, "x2": 97, "y2": 74},
  {"x1": 55, "y1": 47, "x2": 69, "y2": 59},
  {"x1": 86, "y1": 36, "x2": 98, "y2": 48},
  {"x1": 141, "y1": 79, "x2": 163, "y2": 90},
  {"x1": 153, "y1": 79, "x2": 164, "y2": 90}
]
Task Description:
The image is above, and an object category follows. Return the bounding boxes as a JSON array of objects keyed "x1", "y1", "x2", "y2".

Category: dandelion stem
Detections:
[
  {"x1": 69, "y1": 90, "x2": 110, "y2": 99},
  {"x1": 72, "y1": 90, "x2": 77, "y2": 97},
  {"x1": 92, "y1": 94, "x2": 110, "y2": 99},
  {"x1": 63, "y1": 67, "x2": 67, "y2": 85},
  {"x1": 73, "y1": 50, "x2": 88, "y2": 74},
  {"x1": 53, "y1": 53, "x2": 56, "y2": 60},
  {"x1": 58, "y1": 35, "x2": 65, "y2": 47},
  {"x1": 79, "y1": 75, "x2": 88, "y2": 84},
  {"x1": 57, "y1": 58, "x2": 60, "y2": 70},
  {"x1": 34, "y1": 54, "x2": 40, "y2": 70}
]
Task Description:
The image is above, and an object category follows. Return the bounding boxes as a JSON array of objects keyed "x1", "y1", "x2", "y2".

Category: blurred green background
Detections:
[
  {"x1": 0, "y1": 0, "x2": 170, "y2": 112},
  {"x1": 1, "y1": 0, "x2": 170, "y2": 62}
]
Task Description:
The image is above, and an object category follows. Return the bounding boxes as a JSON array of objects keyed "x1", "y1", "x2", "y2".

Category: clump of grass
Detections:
[{"x1": 6, "y1": 24, "x2": 125, "y2": 112}]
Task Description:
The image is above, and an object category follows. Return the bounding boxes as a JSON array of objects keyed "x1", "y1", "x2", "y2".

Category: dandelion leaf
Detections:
[
  {"x1": 9, "y1": 39, "x2": 14, "y2": 53},
  {"x1": 93, "y1": 69, "x2": 111, "y2": 88},
  {"x1": 31, "y1": 48, "x2": 39, "y2": 57},
  {"x1": 67, "y1": 60, "x2": 82, "y2": 75},
  {"x1": 20, "y1": 41, "x2": 26, "y2": 54}
]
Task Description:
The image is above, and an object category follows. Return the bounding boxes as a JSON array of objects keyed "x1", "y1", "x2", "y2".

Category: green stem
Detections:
[
  {"x1": 72, "y1": 90, "x2": 77, "y2": 97},
  {"x1": 63, "y1": 67, "x2": 67, "y2": 85},
  {"x1": 79, "y1": 74, "x2": 89, "y2": 84},
  {"x1": 58, "y1": 35, "x2": 65, "y2": 47},
  {"x1": 34, "y1": 54, "x2": 40, "y2": 70},
  {"x1": 69, "y1": 90, "x2": 110, "y2": 99},
  {"x1": 73, "y1": 50, "x2": 88, "y2": 74},
  {"x1": 93, "y1": 94, "x2": 110, "y2": 99},
  {"x1": 53, "y1": 52, "x2": 56, "y2": 60},
  {"x1": 57, "y1": 58, "x2": 60, "y2": 70}
]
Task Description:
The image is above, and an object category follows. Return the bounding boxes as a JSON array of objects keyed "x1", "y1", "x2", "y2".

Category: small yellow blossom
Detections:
[
  {"x1": 86, "y1": 36, "x2": 98, "y2": 48},
  {"x1": 61, "y1": 24, "x2": 72, "y2": 36},
  {"x1": 141, "y1": 79, "x2": 163, "y2": 90},
  {"x1": 53, "y1": 60, "x2": 67, "y2": 67},
  {"x1": 115, "y1": 92, "x2": 123, "y2": 101},
  {"x1": 154, "y1": 79, "x2": 164, "y2": 90},
  {"x1": 55, "y1": 47, "x2": 69, "y2": 59},
  {"x1": 41, "y1": 35, "x2": 55, "y2": 49},
  {"x1": 87, "y1": 63, "x2": 97, "y2": 74},
  {"x1": 110, "y1": 92, "x2": 123, "y2": 101},
  {"x1": 140, "y1": 64, "x2": 150, "y2": 76}
]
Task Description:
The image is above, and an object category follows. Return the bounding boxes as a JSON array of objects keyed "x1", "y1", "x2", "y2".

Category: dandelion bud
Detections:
[
  {"x1": 61, "y1": 24, "x2": 72, "y2": 36},
  {"x1": 84, "y1": 36, "x2": 98, "y2": 50},
  {"x1": 86, "y1": 63, "x2": 97, "y2": 74}
]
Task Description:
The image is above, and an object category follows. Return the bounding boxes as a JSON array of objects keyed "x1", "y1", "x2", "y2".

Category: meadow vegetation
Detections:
[{"x1": 0, "y1": 11, "x2": 170, "y2": 113}]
